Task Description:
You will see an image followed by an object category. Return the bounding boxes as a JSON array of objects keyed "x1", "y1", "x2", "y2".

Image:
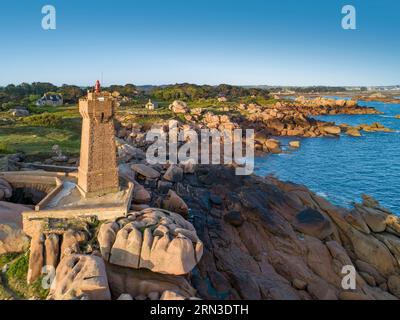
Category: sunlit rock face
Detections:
[
  {"x1": 98, "y1": 208, "x2": 203, "y2": 276},
  {"x1": 48, "y1": 254, "x2": 111, "y2": 300},
  {"x1": 0, "y1": 201, "x2": 31, "y2": 255}
]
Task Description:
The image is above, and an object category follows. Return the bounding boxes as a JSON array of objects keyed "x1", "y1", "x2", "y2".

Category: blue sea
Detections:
[{"x1": 255, "y1": 100, "x2": 400, "y2": 214}]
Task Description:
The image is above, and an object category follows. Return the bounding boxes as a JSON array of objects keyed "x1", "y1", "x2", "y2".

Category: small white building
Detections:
[
  {"x1": 145, "y1": 99, "x2": 158, "y2": 110},
  {"x1": 36, "y1": 94, "x2": 63, "y2": 106}
]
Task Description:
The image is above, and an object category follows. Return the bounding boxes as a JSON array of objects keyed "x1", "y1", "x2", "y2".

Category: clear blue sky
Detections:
[{"x1": 0, "y1": 0, "x2": 399, "y2": 86}]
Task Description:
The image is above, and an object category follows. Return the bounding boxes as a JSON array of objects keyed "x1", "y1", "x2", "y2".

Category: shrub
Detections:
[
  {"x1": 5, "y1": 252, "x2": 50, "y2": 299},
  {"x1": 0, "y1": 253, "x2": 20, "y2": 269},
  {"x1": 1, "y1": 101, "x2": 18, "y2": 111},
  {"x1": 6, "y1": 253, "x2": 29, "y2": 280},
  {"x1": 0, "y1": 142, "x2": 14, "y2": 154},
  {"x1": 22, "y1": 112, "x2": 64, "y2": 128}
]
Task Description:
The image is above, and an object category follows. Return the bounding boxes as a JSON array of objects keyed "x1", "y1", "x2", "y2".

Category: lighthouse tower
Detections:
[{"x1": 77, "y1": 81, "x2": 119, "y2": 198}]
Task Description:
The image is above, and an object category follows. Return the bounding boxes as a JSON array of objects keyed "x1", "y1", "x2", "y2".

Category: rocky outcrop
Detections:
[
  {"x1": 289, "y1": 141, "x2": 300, "y2": 148},
  {"x1": 60, "y1": 230, "x2": 87, "y2": 259},
  {"x1": 293, "y1": 96, "x2": 378, "y2": 115},
  {"x1": 321, "y1": 126, "x2": 341, "y2": 136},
  {"x1": 45, "y1": 234, "x2": 60, "y2": 269},
  {"x1": 0, "y1": 201, "x2": 30, "y2": 254},
  {"x1": 5, "y1": 158, "x2": 400, "y2": 300},
  {"x1": 98, "y1": 208, "x2": 203, "y2": 275},
  {"x1": 160, "y1": 290, "x2": 187, "y2": 300},
  {"x1": 9, "y1": 108, "x2": 30, "y2": 117},
  {"x1": 237, "y1": 97, "x2": 381, "y2": 138},
  {"x1": 6, "y1": 110, "x2": 400, "y2": 301},
  {"x1": 169, "y1": 100, "x2": 189, "y2": 114},
  {"x1": 163, "y1": 165, "x2": 183, "y2": 183},
  {"x1": 0, "y1": 155, "x2": 22, "y2": 172},
  {"x1": 162, "y1": 190, "x2": 189, "y2": 218},
  {"x1": 26, "y1": 228, "x2": 89, "y2": 284},
  {"x1": 164, "y1": 165, "x2": 400, "y2": 300},
  {"x1": 346, "y1": 128, "x2": 362, "y2": 137},
  {"x1": 106, "y1": 263, "x2": 196, "y2": 300},
  {"x1": 293, "y1": 208, "x2": 334, "y2": 240},
  {"x1": 359, "y1": 123, "x2": 393, "y2": 133},
  {"x1": 264, "y1": 139, "x2": 282, "y2": 154},
  {"x1": 131, "y1": 164, "x2": 161, "y2": 179},
  {"x1": 116, "y1": 139, "x2": 146, "y2": 162},
  {"x1": 48, "y1": 254, "x2": 111, "y2": 300},
  {"x1": 202, "y1": 112, "x2": 239, "y2": 131},
  {"x1": 0, "y1": 178, "x2": 12, "y2": 201}
]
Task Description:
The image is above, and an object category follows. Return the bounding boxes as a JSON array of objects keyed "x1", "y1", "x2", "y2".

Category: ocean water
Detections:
[{"x1": 254, "y1": 100, "x2": 400, "y2": 214}]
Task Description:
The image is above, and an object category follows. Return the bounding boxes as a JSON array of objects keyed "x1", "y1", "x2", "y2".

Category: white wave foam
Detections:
[{"x1": 316, "y1": 191, "x2": 328, "y2": 198}]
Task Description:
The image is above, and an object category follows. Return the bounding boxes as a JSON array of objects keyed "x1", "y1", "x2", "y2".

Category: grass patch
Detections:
[
  {"x1": 0, "y1": 253, "x2": 20, "y2": 270},
  {"x1": 22, "y1": 113, "x2": 64, "y2": 128},
  {"x1": 0, "y1": 142, "x2": 15, "y2": 155},
  {"x1": 4, "y1": 252, "x2": 49, "y2": 300},
  {"x1": 0, "y1": 253, "x2": 23, "y2": 299},
  {"x1": 0, "y1": 283, "x2": 12, "y2": 300},
  {"x1": 0, "y1": 105, "x2": 82, "y2": 158},
  {"x1": 27, "y1": 105, "x2": 79, "y2": 118},
  {"x1": 0, "y1": 126, "x2": 81, "y2": 157},
  {"x1": 6, "y1": 253, "x2": 29, "y2": 280}
]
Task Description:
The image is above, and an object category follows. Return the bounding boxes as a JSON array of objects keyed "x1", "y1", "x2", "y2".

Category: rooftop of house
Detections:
[{"x1": 40, "y1": 94, "x2": 63, "y2": 101}]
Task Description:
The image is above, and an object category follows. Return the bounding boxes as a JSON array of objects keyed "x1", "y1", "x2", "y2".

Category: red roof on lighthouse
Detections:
[{"x1": 95, "y1": 80, "x2": 101, "y2": 93}]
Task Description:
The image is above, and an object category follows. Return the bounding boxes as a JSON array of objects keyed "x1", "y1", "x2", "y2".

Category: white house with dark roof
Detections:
[{"x1": 36, "y1": 94, "x2": 63, "y2": 106}]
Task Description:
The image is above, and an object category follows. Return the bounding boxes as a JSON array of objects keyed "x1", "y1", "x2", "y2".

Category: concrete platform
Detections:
[{"x1": 0, "y1": 171, "x2": 133, "y2": 237}]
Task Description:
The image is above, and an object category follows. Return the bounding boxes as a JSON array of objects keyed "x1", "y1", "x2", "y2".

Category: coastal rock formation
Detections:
[
  {"x1": 190, "y1": 108, "x2": 203, "y2": 116},
  {"x1": 0, "y1": 201, "x2": 30, "y2": 254},
  {"x1": 264, "y1": 139, "x2": 282, "y2": 153},
  {"x1": 0, "y1": 178, "x2": 12, "y2": 201},
  {"x1": 0, "y1": 154, "x2": 22, "y2": 172},
  {"x1": 45, "y1": 234, "x2": 60, "y2": 269},
  {"x1": 289, "y1": 141, "x2": 300, "y2": 148},
  {"x1": 293, "y1": 208, "x2": 334, "y2": 240},
  {"x1": 237, "y1": 97, "x2": 382, "y2": 138},
  {"x1": 106, "y1": 263, "x2": 196, "y2": 299},
  {"x1": 12, "y1": 161, "x2": 400, "y2": 300},
  {"x1": 2, "y1": 101, "x2": 399, "y2": 300},
  {"x1": 27, "y1": 228, "x2": 89, "y2": 284},
  {"x1": 116, "y1": 140, "x2": 146, "y2": 162},
  {"x1": 293, "y1": 96, "x2": 377, "y2": 115},
  {"x1": 165, "y1": 165, "x2": 400, "y2": 300},
  {"x1": 9, "y1": 108, "x2": 30, "y2": 117},
  {"x1": 346, "y1": 128, "x2": 362, "y2": 137},
  {"x1": 359, "y1": 123, "x2": 393, "y2": 132},
  {"x1": 131, "y1": 164, "x2": 161, "y2": 179},
  {"x1": 60, "y1": 230, "x2": 87, "y2": 259},
  {"x1": 48, "y1": 254, "x2": 111, "y2": 300},
  {"x1": 341, "y1": 123, "x2": 393, "y2": 135},
  {"x1": 321, "y1": 126, "x2": 341, "y2": 136},
  {"x1": 162, "y1": 190, "x2": 189, "y2": 218},
  {"x1": 160, "y1": 290, "x2": 187, "y2": 300},
  {"x1": 27, "y1": 233, "x2": 45, "y2": 284},
  {"x1": 169, "y1": 100, "x2": 189, "y2": 114},
  {"x1": 132, "y1": 184, "x2": 151, "y2": 204},
  {"x1": 98, "y1": 208, "x2": 203, "y2": 275},
  {"x1": 202, "y1": 112, "x2": 239, "y2": 131},
  {"x1": 163, "y1": 165, "x2": 184, "y2": 183}
]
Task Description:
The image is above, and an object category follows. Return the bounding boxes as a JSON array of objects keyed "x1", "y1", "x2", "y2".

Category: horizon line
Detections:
[{"x1": 0, "y1": 81, "x2": 399, "y2": 88}]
